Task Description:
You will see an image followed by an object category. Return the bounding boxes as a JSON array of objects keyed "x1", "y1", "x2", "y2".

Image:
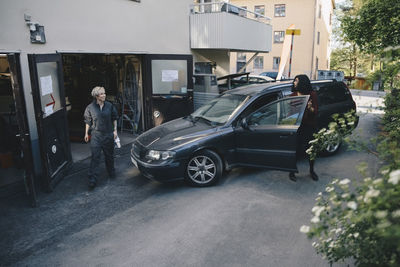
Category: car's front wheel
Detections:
[{"x1": 185, "y1": 150, "x2": 222, "y2": 187}]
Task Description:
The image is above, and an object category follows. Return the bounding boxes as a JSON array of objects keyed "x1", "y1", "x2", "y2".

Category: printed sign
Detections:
[
  {"x1": 40, "y1": 75, "x2": 53, "y2": 96},
  {"x1": 162, "y1": 70, "x2": 179, "y2": 82}
]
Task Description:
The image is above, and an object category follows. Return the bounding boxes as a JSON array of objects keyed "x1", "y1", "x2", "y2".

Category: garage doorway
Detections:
[
  {"x1": 61, "y1": 54, "x2": 143, "y2": 162},
  {"x1": 0, "y1": 54, "x2": 36, "y2": 206}
]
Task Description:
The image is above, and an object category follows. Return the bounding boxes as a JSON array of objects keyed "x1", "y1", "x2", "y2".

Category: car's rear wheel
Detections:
[
  {"x1": 322, "y1": 133, "x2": 341, "y2": 156},
  {"x1": 185, "y1": 150, "x2": 222, "y2": 187}
]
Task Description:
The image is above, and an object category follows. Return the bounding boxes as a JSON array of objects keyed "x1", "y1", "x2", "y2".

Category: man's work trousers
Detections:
[{"x1": 88, "y1": 132, "x2": 115, "y2": 184}]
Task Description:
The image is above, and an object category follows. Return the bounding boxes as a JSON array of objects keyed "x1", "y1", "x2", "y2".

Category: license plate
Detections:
[{"x1": 131, "y1": 157, "x2": 138, "y2": 168}]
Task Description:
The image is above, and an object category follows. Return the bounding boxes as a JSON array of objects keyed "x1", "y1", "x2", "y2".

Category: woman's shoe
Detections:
[
  {"x1": 289, "y1": 172, "x2": 297, "y2": 182},
  {"x1": 310, "y1": 171, "x2": 319, "y2": 181}
]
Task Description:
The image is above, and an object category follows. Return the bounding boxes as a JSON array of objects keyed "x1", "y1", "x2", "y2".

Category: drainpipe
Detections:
[{"x1": 310, "y1": 0, "x2": 317, "y2": 79}]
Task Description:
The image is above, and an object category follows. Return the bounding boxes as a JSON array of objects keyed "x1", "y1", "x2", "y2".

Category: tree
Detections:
[{"x1": 341, "y1": 0, "x2": 400, "y2": 55}]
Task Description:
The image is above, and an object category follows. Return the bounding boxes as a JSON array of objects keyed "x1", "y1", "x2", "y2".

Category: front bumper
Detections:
[{"x1": 130, "y1": 149, "x2": 185, "y2": 182}]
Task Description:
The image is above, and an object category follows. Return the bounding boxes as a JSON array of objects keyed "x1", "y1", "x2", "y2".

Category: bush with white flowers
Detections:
[
  {"x1": 301, "y1": 89, "x2": 400, "y2": 266},
  {"x1": 306, "y1": 110, "x2": 358, "y2": 161}
]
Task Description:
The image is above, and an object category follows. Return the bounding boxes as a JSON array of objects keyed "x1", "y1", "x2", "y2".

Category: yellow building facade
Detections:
[{"x1": 229, "y1": 0, "x2": 335, "y2": 79}]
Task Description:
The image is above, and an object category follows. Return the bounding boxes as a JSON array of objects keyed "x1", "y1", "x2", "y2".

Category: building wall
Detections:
[
  {"x1": 0, "y1": 0, "x2": 192, "y2": 54},
  {"x1": 192, "y1": 50, "x2": 231, "y2": 77},
  {"x1": 229, "y1": 0, "x2": 333, "y2": 78}
]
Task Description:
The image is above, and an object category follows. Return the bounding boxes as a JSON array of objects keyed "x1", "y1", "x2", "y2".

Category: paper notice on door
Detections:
[
  {"x1": 40, "y1": 75, "x2": 53, "y2": 96},
  {"x1": 162, "y1": 70, "x2": 178, "y2": 82},
  {"x1": 44, "y1": 105, "x2": 53, "y2": 116}
]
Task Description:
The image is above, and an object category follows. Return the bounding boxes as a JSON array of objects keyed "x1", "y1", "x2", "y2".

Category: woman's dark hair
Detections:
[{"x1": 293, "y1": 74, "x2": 312, "y2": 94}]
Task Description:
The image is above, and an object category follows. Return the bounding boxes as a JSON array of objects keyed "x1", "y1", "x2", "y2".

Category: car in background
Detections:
[
  {"x1": 259, "y1": 71, "x2": 287, "y2": 80},
  {"x1": 238, "y1": 75, "x2": 274, "y2": 84},
  {"x1": 131, "y1": 79, "x2": 357, "y2": 187}
]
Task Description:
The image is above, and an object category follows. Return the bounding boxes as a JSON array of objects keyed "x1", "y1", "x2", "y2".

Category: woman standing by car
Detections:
[{"x1": 289, "y1": 75, "x2": 319, "y2": 182}]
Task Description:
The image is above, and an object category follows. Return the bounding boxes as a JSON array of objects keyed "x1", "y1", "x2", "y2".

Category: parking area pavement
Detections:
[{"x1": 0, "y1": 89, "x2": 385, "y2": 267}]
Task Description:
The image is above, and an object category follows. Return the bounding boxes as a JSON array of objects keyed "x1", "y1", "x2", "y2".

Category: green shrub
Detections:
[{"x1": 301, "y1": 89, "x2": 400, "y2": 266}]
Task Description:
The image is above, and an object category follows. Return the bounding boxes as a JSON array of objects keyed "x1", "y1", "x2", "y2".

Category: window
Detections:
[
  {"x1": 317, "y1": 84, "x2": 348, "y2": 105},
  {"x1": 329, "y1": 13, "x2": 332, "y2": 25},
  {"x1": 248, "y1": 97, "x2": 306, "y2": 126},
  {"x1": 274, "y1": 4, "x2": 285, "y2": 17},
  {"x1": 254, "y1": 5, "x2": 265, "y2": 18},
  {"x1": 317, "y1": 31, "x2": 320, "y2": 45},
  {"x1": 315, "y1": 57, "x2": 319, "y2": 72},
  {"x1": 239, "y1": 6, "x2": 247, "y2": 17},
  {"x1": 254, "y1": 56, "x2": 264, "y2": 69},
  {"x1": 274, "y1": 31, "x2": 285, "y2": 43},
  {"x1": 237, "y1": 53, "x2": 246, "y2": 62},
  {"x1": 273, "y1": 57, "x2": 281, "y2": 70},
  {"x1": 318, "y1": 5, "x2": 322, "y2": 19},
  {"x1": 151, "y1": 60, "x2": 188, "y2": 94},
  {"x1": 237, "y1": 53, "x2": 246, "y2": 72}
]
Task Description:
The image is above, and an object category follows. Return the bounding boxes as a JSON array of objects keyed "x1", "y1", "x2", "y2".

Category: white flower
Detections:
[
  {"x1": 381, "y1": 169, "x2": 390, "y2": 175},
  {"x1": 326, "y1": 186, "x2": 334, "y2": 192},
  {"x1": 335, "y1": 228, "x2": 342, "y2": 234},
  {"x1": 318, "y1": 192, "x2": 322, "y2": 196},
  {"x1": 353, "y1": 232, "x2": 359, "y2": 238},
  {"x1": 375, "y1": 210, "x2": 388, "y2": 219},
  {"x1": 347, "y1": 201, "x2": 357, "y2": 210},
  {"x1": 309, "y1": 139, "x2": 318, "y2": 144},
  {"x1": 388, "y1": 170, "x2": 400, "y2": 185},
  {"x1": 312, "y1": 206, "x2": 325, "y2": 217},
  {"x1": 347, "y1": 121, "x2": 355, "y2": 125},
  {"x1": 318, "y1": 128, "x2": 327, "y2": 134},
  {"x1": 312, "y1": 241, "x2": 319, "y2": 248},
  {"x1": 364, "y1": 188, "x2": 380, "y2": 203},
  {"x1": 392, "y1": 210, "x2": 400, "y2": 218},
  {"x1": 311, "y1": 216, "x2": 320, "y2": 223},
  {"x1": 364, "y1": 177, "x2": 372, "y2": 182},
  {"x1": 306, "y1": 148, "x2": 313, "y2": 154},
  {"x1": 373, "y1": 178, "x2": 383, "y2": 185},
  {"x1": 341, "y1": 193, "x2": 350, "y2": 198},
  {"x1": 300, "y1": 225, "x2": 310, "y2": 233},
  {"x1": 331, "y1": 179, "x2": 339, "y2": 185},
  {"x1": 324, "y1": 129, "x2": 335, "y2": 135},
  {"x1": 339, "y1": 179, "x2": 350, "y2": 185}
]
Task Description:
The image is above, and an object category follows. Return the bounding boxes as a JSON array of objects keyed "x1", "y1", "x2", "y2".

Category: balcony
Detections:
[{"x1": 190, "y1": 2, "x2": 272, "y2": 52}]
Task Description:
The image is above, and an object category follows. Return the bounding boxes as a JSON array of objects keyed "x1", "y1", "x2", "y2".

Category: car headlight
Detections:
[{"x1": 146, "y1": 150, "x2": 176, "y2": 161}]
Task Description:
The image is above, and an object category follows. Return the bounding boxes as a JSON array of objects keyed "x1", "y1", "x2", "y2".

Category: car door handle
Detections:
[{"x1": 279, "y1": 135, "x2": 289, "y2": 139}]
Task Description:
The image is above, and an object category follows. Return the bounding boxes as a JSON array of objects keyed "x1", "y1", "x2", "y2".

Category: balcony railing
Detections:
[
  {"x1": 190, "y1": 2, "x2": 271, "y2": 25},
  {"x1": 189, "y1": 2, "x2": 272, "y2": 52}
]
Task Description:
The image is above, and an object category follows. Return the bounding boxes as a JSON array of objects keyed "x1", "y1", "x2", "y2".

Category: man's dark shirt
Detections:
[{"x1": 84, "y1": 101, "x2": 118, "y2": 134}]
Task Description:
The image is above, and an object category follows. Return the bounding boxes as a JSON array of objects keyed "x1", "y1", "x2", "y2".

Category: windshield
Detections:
[{"x1": 191, "y1": 94, "x2": 249, "y2": 125}]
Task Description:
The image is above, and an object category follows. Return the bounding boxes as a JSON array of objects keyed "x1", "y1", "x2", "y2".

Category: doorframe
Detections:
[
  {"x1": 6, "y1": 53, "x2": 38, "y2": 207},
  {"x1": 28, "y1": 53, "x2": 72, "y2": 191},
  {"x1": 143, "y1": 54, "x2": 193, "y2": 130}
]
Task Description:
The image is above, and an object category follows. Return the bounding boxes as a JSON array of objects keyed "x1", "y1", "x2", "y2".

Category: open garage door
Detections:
[{"x1": 29, "y1": 54, "x2": 72, "y2": 191}]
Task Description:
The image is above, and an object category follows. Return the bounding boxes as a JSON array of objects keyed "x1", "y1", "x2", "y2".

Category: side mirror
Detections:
[{"x1": 241, "y1": 118, "x2": 249, "y2": 130}]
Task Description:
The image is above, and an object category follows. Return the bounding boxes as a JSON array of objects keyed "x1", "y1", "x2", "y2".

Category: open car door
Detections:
[
  {"x1": 235, "y1": 96, "x2": 309, "y2": 172},
  {"x1": 29, "y1": 54, "x2": 72, "y2": 191}
]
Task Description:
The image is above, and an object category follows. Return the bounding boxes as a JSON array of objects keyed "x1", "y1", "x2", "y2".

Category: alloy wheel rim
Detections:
[
  {"x1": 325, "y1": 134, "x2": 340, "y2": 153},
  {"x1": 187, "y1": 156, "x2": 216, "y2": 184}
]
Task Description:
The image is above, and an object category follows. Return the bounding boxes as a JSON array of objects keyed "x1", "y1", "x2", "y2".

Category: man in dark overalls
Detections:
[{"x1": 84, "y1": 86, "x2": 118, "y2": 189}]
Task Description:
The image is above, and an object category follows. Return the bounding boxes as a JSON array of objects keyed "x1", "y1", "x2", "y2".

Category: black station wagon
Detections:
[{"x1": 131, "y1": 80, "x2": 357, "y2": 186}]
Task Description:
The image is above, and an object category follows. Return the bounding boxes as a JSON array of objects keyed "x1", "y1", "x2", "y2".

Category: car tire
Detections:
[
  {"x1": 185, "y1": 150, "x2": 222, "y2": 187},
  {"x1": 321, "y1": 133, "x2": 342, "y2": 156}
]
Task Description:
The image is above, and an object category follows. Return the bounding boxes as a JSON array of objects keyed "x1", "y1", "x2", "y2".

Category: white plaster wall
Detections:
[{"x1": 0, "y1": 0, "x2": 192, "y2": 54}]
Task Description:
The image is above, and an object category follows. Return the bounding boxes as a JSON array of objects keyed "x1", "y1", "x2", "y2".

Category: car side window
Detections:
[
  {"x1": 247, "y1": 96, "x2": 307, "y2": 126},
  {"x1": 317, "y1": 83, "x2": 348, "y2": 105},
  {"x1": 236, "y1": 93, "x2": 279, "y2": 124}
]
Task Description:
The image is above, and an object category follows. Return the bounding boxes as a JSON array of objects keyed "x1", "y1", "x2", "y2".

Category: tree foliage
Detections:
[{"x1": 341, "y1": 0, "x2": 400, "y2": 54}]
